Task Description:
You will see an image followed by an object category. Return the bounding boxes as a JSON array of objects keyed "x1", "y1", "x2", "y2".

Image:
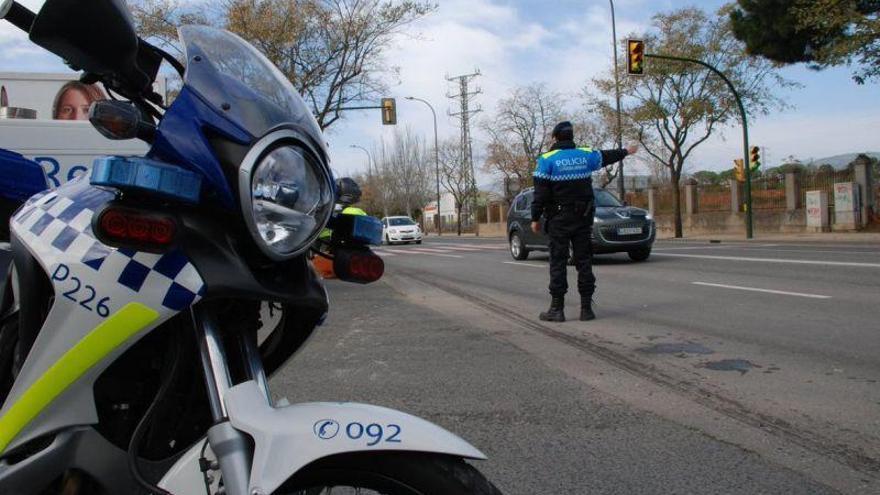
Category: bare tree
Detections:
[
  {"x1": 376, "y1": 127, "x2": 432, "y2": 218},
  {"x1": 130, "y1": 0, "x2": 435, "y2": 129},
  {"x1": 481, "y1": 83, "x2": 564, "y2": 202},
  {"x1": 592, "y1": 7, "x2": 793, "y2": 237},
  {"x1": 571, "y1": 99, "x2": 619, "y2": 188},
  {"x1": 437, "y1": 138, "x2": 471, "y2": 236}
]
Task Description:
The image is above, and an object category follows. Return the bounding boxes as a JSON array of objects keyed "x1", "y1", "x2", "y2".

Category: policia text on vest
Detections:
[{"x1": 531, "y1": 121, "x2": 638, "y2": 323}]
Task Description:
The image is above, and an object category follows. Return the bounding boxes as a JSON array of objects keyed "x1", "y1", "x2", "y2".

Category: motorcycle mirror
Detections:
[
  {"x1": 89, "y1": 100, "x2": 154, "y2": 141},
  {"x1": 28, "y1": 0, "x2": 155, "y2": 93}
]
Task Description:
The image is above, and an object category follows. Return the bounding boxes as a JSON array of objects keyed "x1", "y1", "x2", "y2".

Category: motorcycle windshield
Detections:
[{"x1": 179, "y1": 25, "x2": 324, "y2": 148}]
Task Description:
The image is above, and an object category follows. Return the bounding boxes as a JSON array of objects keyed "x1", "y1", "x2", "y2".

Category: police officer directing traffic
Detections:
[{"x1": 531, "y1": 121, "x2": 638, "y2": 322}]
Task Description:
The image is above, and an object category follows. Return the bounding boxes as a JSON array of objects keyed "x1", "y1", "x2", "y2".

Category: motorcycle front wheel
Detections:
[{"x1": 277, "y1": 452, "x2": 502, "y2": 495}]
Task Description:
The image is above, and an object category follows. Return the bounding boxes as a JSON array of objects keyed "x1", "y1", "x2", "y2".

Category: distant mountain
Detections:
[{"x1": 803, "y1": 152, "x2": 880, "y2": 170}]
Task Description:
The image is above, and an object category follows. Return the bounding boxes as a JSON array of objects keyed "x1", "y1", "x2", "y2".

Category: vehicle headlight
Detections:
[
  {"x1": 594, "y1": 217, "x2": 604, "y2": 224},
  {"x1": 240, "y1": 131, "x2": 333, "y2": 260},
  {"x1": 646, "y1": 213, "x2": 654, "y2": 221}
]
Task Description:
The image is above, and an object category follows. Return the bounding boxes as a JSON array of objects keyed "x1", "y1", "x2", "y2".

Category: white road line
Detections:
[
  {"x1": 738, "y1": 247, "x2": 880, "y2": 256},
  {"x1": 503, "y1": 262, "x2": 546, "y2": 268},
  {"x1": 429, "y1": 246, "x2": 484, "y2": 252},
  {"x1": 430, "y1": 243, "x2": 508, "y2": 250},
  {"x1": 410, "y1": 247, "x2": 455, "y2": 253},
  {"x1": 373, "y1": 251, "x2": 396, "y2": 257},
  {"x1": 402, "y1": 251, "x2": 463, "y2": 259},
  {"x1": 653, "y1": 252, "x2": 880, "y2": 268},
  {"x1": 692, "y1": 282, "x2": 832, "y2": 299},
  {"x1": 653, "y1": 246, "x2": 728, "y2": 251}
]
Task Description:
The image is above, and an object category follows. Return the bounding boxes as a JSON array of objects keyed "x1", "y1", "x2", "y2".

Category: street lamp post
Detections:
[
  {"x1": 609, "y1": 0, "x2": 626, "y2": 199},
  {"x1": 349, "y1": 144, "x2": 388, "y2": 218},
  {"x1": 405, "y1": 96, "x2": 442, "y2": 236}
]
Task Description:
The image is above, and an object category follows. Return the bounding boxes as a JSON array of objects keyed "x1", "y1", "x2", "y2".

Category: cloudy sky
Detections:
[{"x1": 2, "y1": 0, "x2": 878, "y2": 179}]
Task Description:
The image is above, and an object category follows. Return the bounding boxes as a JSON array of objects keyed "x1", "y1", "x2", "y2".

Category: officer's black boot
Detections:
[
  {"x1": 580, "y1": 298, "x2": 596, "y2": 321},
  {"x1": 540, "y1": 296, "x2": 565, "y2": 322}
]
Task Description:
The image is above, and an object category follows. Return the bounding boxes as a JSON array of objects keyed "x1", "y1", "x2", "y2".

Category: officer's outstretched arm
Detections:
[{"x1": 599, "y1": 149, "x2": 629, "y2": 167}]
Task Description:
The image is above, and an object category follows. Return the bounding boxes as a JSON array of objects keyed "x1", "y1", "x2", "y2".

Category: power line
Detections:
[{"x1": 446, "y1": 70, "x2": 482, "y2": 235}]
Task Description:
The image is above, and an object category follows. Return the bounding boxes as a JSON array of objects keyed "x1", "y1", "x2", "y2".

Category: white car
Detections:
[{"x1": 382, "y1": 216, "x2": 423, "y2": 245}]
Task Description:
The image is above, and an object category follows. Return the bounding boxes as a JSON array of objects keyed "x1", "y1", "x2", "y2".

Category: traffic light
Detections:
[
  {"x1": 749, "y1": 146, "x2": 760, "y2": 171},
  {"x1": 627, "y1": 39, "x2": 645, "y2": 76},
  {"x1": 734, "y1": 159, "x2": 745, "y2": 182},
  {"x1": 381, "y1": 98, "x2": 397, "y2": 125}
]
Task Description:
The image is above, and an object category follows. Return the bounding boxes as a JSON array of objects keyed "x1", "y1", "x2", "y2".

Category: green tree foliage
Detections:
[
  {"x1": 592, "y1": 7, "x2": 792, "y2": 237},
  {"x1": 692, "y1": 170, "x2": 721, "y2": 185},
  {"x1": 731, "y1": 0, "x2": 880, "y2": 84}
]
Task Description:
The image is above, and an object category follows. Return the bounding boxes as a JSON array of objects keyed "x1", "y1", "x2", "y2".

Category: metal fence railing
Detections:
[
  {"x1": 874, "y1": 182, "x2": 880, "y2": 224},
  {"x1": 625, "y1": 191, "x2": 649, "y2": 209},
  {"x1": 799, "y1": 170, "x2": 854, "y2": 209},
  {"x1": 751, "y1": 176, "x2": 787, "y2": 210},
  {"x1": 697, "y1": 183, "x2": 731, "y2": 212},
  {"x1": 654, "y1": 187, "x2": 685, "y2": 214}
]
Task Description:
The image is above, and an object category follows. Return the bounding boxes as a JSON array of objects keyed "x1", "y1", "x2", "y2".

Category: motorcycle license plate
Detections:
[{"x1": 617, "y1": 227, "x2": 642, "y2": 235}]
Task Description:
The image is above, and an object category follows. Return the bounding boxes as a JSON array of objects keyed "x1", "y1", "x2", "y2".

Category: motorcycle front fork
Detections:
[{"x1": 191, "y1": 304, "x2": 272, "y2": 495}]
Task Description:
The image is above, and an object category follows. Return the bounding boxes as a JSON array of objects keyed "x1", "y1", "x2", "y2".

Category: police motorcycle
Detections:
[{"x1": 0, "y1": 1, "x2": 501, "y2": 494}]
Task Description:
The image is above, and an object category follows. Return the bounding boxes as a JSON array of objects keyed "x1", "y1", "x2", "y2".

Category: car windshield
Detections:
[
  {"x1": 389, "y1": 218, "x2": 415, "y2": 226},
  {"x1": 594, "y1": 189, "x2": 623, "y2": 207},
  {"x1": 179, "y1": 25, "x2": 325, "y2": 147}
]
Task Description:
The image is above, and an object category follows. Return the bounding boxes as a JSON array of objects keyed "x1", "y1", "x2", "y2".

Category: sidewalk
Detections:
[{"x1": 657, "y1": 231, "x2": 880, "y2": 244}]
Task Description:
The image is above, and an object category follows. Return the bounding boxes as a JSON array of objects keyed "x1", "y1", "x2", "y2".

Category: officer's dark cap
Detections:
[{"x1": 552, "y1": 121, "x2": 574, "y2": 141}]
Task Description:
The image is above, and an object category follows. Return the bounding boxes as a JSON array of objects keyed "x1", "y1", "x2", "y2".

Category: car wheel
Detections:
[
  {"x1": 628, "y1": 247, "x2": 651, "y2": 262},
  {"x1": 385, "y1": 234, "x2": 393, "y2": 246},
  {"x1": 510, "y1": 232, "x2": 529, "y2": 260}
]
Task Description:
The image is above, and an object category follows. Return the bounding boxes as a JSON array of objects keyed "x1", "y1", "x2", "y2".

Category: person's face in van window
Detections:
[{"x1": 56, "y1": 88, "x2": 91, "y2": 120}]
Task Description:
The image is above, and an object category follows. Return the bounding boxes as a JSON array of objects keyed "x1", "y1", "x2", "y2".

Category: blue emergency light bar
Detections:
[
  {"x1": 351, "y1": 215, "x2": 384, "y2": 246},
  {"x1": 90, "y1": 156, "x2": 202, "y2": 203}
]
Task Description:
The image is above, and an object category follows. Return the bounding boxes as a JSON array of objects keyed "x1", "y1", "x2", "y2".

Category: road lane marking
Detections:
[
  {"x1": 692, "y1": 282, "x2": 832, "y2": 299},
  {"x1": 374, "y1": 251, "x2": 396, "y2": 257},
  {"x1": 402, "y1": 251, "x2": 462, "y2": 259},
  {"x1": 503, "y1": 262, "x2": 546, "y2": 268},
  {"x1": 428, "y1": 246, "x2": 484, "y2": 251},
  {"x1": 737, "y1": 247, "x2": 880, "y2": 256},
  {"x1": 430, "y1": 243, "x2": 508, "y2": 250},
  {"x1": 653, "y1": 246, "x2": 728, "y2": 251},
  {"x1": 410, "y1": 247, "x2": 455, "y2": 253},
  {"x1": 653, "y1": 252, "x2": 880, "y2": 268}
]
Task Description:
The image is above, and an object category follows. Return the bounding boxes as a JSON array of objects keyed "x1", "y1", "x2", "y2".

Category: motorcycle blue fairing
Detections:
[
  {"x1": 0, "y1": 149, "x2": 49, "y2": 203},
  {"x1": 143, "y1": 28, "x2": 333, "y2": 210}
]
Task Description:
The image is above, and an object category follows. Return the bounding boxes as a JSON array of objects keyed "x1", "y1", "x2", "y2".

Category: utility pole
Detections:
[{"x1": 446, "y1": 70, "x2": 482, "y2": 236}]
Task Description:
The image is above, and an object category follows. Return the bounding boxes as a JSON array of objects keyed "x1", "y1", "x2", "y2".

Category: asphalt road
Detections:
[{"x1": 273, "y1": 237, "x2": 879, "y2": 494}]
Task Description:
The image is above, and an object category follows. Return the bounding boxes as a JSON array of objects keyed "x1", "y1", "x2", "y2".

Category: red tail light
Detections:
[
  {"x1": 95, "y1": 207, "x2": 178, "y2": 251},
  {"x1": 333, "y1": 249, "x2": 384, "y2": 284}
]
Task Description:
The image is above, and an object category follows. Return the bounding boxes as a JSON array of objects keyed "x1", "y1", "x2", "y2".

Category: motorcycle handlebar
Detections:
[{"x1": 1, "y1": 1, "x2": 36, "y2": 34}]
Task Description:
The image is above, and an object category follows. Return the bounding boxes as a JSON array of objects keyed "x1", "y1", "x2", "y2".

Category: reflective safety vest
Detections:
[
  {"x1": 319, "y1": 206, "x2": 368, "y2": 240},
  {"x1": 534, "y1": 147, "x2": 601, "y2": 182}
]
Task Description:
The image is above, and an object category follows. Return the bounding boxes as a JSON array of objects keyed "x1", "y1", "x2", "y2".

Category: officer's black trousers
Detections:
[{"x1": 547, "y1": 211, "x2": 595, "y2": 299}]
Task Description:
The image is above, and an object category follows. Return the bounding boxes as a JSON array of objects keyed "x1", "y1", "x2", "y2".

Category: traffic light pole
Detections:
[
  {"x1": 609, "y1": 0, "x2": 625, "y2": 199},
  {"x1": 645, "y1": 53, "x2": 753, "y2": 239}
]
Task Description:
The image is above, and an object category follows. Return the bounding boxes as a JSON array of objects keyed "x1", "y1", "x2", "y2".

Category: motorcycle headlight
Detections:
[{"x1": 240, "y1": 130, "x2": 333, "y2": 260}]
